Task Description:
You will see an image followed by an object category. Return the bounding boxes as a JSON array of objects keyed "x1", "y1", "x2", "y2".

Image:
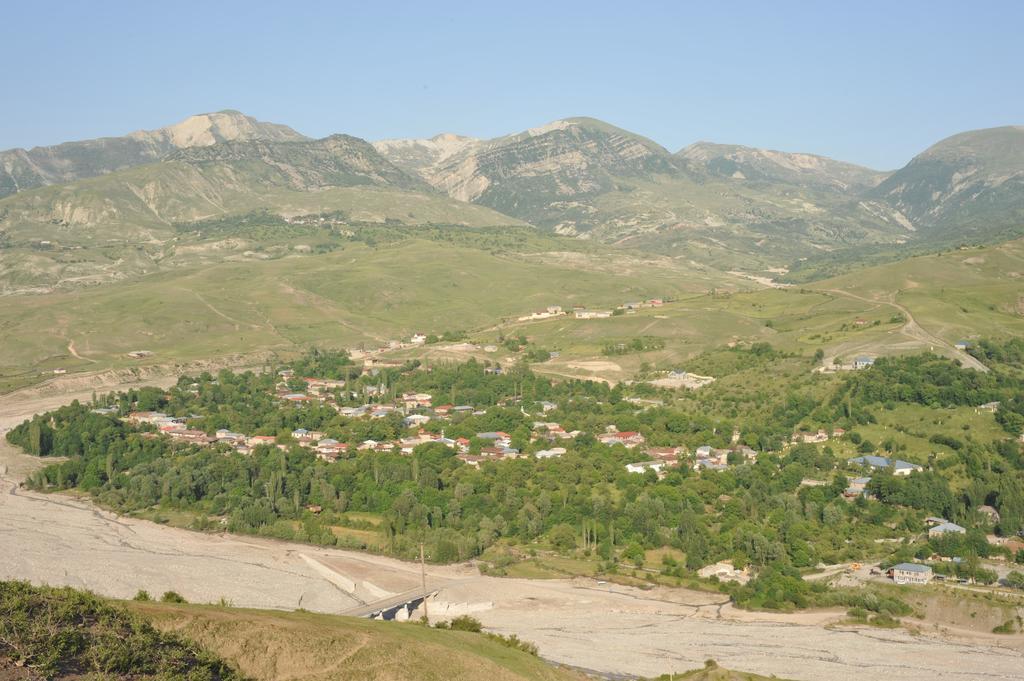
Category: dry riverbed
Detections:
[{"x1": 2, "y1": 390, "x2": 1024, "y2": 680}]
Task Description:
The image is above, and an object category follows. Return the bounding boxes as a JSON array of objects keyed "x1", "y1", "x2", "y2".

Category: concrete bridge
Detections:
[{"x1": 340, "y1": 588, "x2": 439, "y2": 621}]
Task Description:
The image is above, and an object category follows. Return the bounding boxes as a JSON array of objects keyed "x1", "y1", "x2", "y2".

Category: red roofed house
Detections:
[{"x1": 598, "y1": 430, "x2": 646, "y2": 448}]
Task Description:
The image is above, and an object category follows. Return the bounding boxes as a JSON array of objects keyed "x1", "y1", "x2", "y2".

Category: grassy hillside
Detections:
[
  {"x1": 134, "y1": 602, "x2": 579, "y2": 681},
  {"x1": 868, "y1": 126, "x2": 1024, "y2": 239},
  {"x1": 817, "y1": 238, "x2": 1024, "y2": 347},
  {"x1": 0, "y1": 580, "x2": 579, "y2": 681},
  {"x1": 0, "y1": 190, "x2": 524, "y2": 294},
  {"x1": 0, "y1": 581, "x2": 783, "y2": 681},
  {"x1": 0, "y1": 580, "x2": 245, "y2": 680},
  {"x1": 0, "y1": 235, "x2": 741, "y2": 389},
  {"x1": 395, "y1": 237, "x2": 1024, "y2": 385},
  {"x1": 5, "y1": 235, "x2": 1021, "y2": 393}
]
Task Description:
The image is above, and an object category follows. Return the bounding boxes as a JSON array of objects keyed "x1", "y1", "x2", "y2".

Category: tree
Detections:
[
  {"x1": 622, "y1": 542, "x2": 645, "y2": 567},
  {"x1": 1005, "y1": 571, "x2": 1024, "y2": 590},
  {"x1": 548, "y1": 523, "x2": 577, "y2": 554}
]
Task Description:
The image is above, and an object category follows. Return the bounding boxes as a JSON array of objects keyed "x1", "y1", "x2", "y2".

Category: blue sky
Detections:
[{"x1": 2, "y1": 1, "x2": 1021, "y2": 169}]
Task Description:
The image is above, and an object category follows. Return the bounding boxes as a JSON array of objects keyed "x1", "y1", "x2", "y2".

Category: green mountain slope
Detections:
[
  {"x1": 4, "y1": 114, "x2": 1024, "y2": 296},
  {"x1": 0, "y1": 133, "x2": 524, "y2": 291},
  {"x1": 677, "y1": 141, "x2": 887, "y2": 191},
  {"x1": 867, "y1": 126, "x2": 1024, "y2": 240},
  {"x1": 0, "y1": 232, "x2": 740, "y2": 380},
  {"x1": 0, "y1": 110, "x2": 307, "y2": 198}
]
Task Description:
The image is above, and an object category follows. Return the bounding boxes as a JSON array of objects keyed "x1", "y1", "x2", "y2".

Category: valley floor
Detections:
[{"x1": 2, "y1": 436, "x2": 1023, "y2": 680}]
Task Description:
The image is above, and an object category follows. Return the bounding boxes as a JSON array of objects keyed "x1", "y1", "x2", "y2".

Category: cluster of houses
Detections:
[
  {"x1": 122, "y1": 411, "x2": 272, "y2": 455},
  {"x1": 841, "y1": 455, "x2": 925, "y2": 498},
  {"x1": 519, "y1": 300, "x2": 665, "y2": 323},
  {"x1": 882, "y1": 513, "x2": 1020, "y2": 586},
  {"x1": 694, "y1": 444, "x2": 757, "y2": 471},
  {"x1": 517, "y1": 306, "x2": 565, "y2": 322}
]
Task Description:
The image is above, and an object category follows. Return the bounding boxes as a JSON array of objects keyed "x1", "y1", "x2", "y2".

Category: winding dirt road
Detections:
[{"x1": 823, "y1": 288, "x2": 989, "y2": 372}]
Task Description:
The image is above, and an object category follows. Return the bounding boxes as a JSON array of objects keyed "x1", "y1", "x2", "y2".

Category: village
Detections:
[{"x1": 101, "y1": 360, "x2": 1023, "y2": 597}]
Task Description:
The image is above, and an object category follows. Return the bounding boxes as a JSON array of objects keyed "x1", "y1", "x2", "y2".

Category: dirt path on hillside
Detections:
[
  {"x1": 181, "y1": 288, "x2": 252, "y2": 330},
  {"x1": 276, "y1": 279, "x2": 389, "y2": 342},
  {"x1": 66, "y1": 339, "x2": 97, "y2": 363},
  {"x1": 823, "y1": 288, "x2": 989, "y2": 372}
]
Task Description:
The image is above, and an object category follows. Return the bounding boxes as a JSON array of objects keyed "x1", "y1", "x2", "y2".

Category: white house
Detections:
[
  {"x1": 928, "y1": 522, "x2": 967, "y2": 538},
  {"x1": 853, "y1": 356, "x2": 875, "y2": 369},
  {"x1": 889, "y1": 563, "x2": 932, "y2": 585},
  {"x1": 697, "y1": 561, "x2": 749, "y2": 584},
  {"x1": 625, "y1": 460, "x2": 665, "y2": 474}
]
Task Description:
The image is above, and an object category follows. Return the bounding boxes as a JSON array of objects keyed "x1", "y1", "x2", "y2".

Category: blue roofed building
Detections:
[
  {"x1": 889, "y1": 562, "x2": 932, "y2": 585},
  {"x1": 849, "y1": 455, "x2": 923, "y2": 477}
]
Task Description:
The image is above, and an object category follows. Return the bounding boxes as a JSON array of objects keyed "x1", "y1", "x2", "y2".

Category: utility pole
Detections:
[{"x1": 420, "y1": 542, "x2": 429, "y2": 622}]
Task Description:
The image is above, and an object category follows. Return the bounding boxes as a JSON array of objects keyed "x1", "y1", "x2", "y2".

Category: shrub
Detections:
[
  {"x1": 485, "y1": 632, "x2": 538, "y2": 656},
  {"x1": 993, "y1": 620, "x2": 1017, "y2": 634},
  {"x1": 132, "y1": 590, "x2": 151, "y2": 601},
  {"x1": 449, "y1": 615, "x2": 483, "y2": 632},
  {"x1": 870, "y1": 613, "x2": 901, "y2": 628},
  {"x1": 0, "y1": 580, "x2": 242, "y2": 679},
  {"x1": 160, "y1": 591, "x2": 187, "y2": 603}
]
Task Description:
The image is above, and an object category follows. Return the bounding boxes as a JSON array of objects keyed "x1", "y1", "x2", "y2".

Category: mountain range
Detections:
[{"x1": 1, "y1": 110, "x2": 1021, "y2": 291}]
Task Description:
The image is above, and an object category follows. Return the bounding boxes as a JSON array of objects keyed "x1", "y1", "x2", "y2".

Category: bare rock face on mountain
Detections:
[
  {"x1": 374, "y1": 118, "x2": 907, "y2": 254},
  {"x1": 676, "y1": 142, "x2": 888, "y2": 192},
  {"x1": 867, "y1": 126, "x2": 1024, "y2": 239},
  {"x1": 0, "y1": 111, "x2": 307, "y2": 198},
  {"x1": 166, "y1": 134, "x2": 428, "y2": 193},
  {"x1": 377, "y1": 118, "x2": 681, "y2": 229},
  {"x1": 373, "y1": 133, "x2": 482, "y2": 180},
  {"x1": 3, "y1": 111, "x2": 1022, "y2": 287}
]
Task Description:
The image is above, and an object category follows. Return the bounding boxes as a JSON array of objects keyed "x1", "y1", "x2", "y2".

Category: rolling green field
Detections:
[
  {"x1": 488, "y1": 240, "x2": 1024, "y2": 381},
  {"x1": 2, "y1": 234, "x2": 1022, "y2": 393},
  {"x1": 0, "y1": 237, "x2": 743, "y2": 388},
  {"x1": 822, "y1": 239, "x2": 1024, "y2": 342}
]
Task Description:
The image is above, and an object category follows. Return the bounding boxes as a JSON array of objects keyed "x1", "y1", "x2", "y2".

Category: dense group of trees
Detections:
[
  {"x1": 842, "y1": 353, "x2": 1004, "y2": 408},
  {"x1": 968, "y1": 338, "x2": 1024, "y2": 369},
  {"x1": 9, "y1": 343, "x2": 1024, "y2": 608}
]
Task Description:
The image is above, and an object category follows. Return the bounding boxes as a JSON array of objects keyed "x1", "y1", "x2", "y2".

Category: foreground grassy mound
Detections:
[
  {"x1": 129, "y1": 601, "x2": 579, "y2": 681},
  {"x1": 651, "y1": 659, "x2": 792, "y2": 680},
  {"x1": 0, "y1": 582, "x2": 794, "y2": 681},
  {"x1": 0, "y1": 580, "x2": 245, "y2": 680}
]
